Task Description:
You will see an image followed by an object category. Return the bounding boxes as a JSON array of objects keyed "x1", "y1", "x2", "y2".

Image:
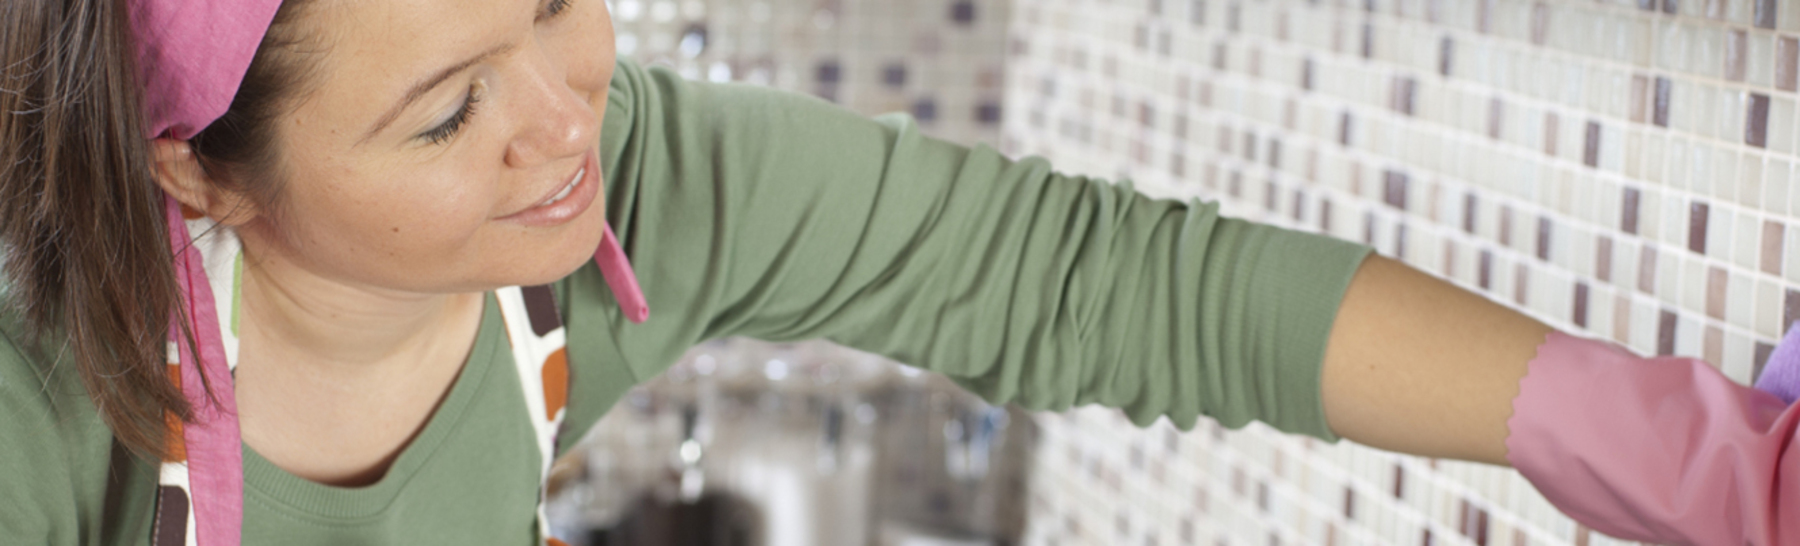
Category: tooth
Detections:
[{"x1": 541, "y1": 168, "x2": 584, "y2": 206}]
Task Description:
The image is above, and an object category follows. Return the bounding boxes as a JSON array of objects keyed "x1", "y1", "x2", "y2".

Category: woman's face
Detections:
[{"x1": 244, "y1": 0, "x2": 617, "y2": 294}]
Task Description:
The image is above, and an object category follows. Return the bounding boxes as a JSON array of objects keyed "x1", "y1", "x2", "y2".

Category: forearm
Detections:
[{"x1": 1318, "y1": 254, "x2": 1551, "y2": 466}]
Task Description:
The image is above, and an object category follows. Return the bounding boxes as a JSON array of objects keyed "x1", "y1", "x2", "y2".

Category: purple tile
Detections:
[
  {"x1": 1574, "y1": 282, "x2": 1591, "y2": 328},
  {"x1": 1464, "y1": 193, "x2": 1479, "y2": 233},
  {"x1": 1480, "y1": 250, "x2": 1494, "y2": 290},
  {"x1": 1658, "y1": 309, "x2": 1678, "y2": 355},
  {"x1": 1662, "y1": 0, "x2": 1678, "y2": 15},
  {"x1": 1243, "y1": 131, "x2": 1257, "y2": 161},
  {"x1": 1478, "y1": 0, "x2": 1493, "y2": 33},
  {"x1": 1597, "y1": 235, "x2": 1614, "y2": 282},
  {"x1": 1140, "y1": 101, "x2": 1155, "y2": 129},
  {"x1": 1228, "y1": 2, "x2": 1241, "y2": 32},
  {"x1": 1764, "y1": 220, "x2": 1785, "y2": 275},
  {"x1": 1654, "y1": 77, "x2": 1672, "y2": 127},
  {"x1": 1321, "y1": 199, "x2": 1334, "y2": 233},
  {"x1": 1292, "y1": 188, "x2": 1305, "y2": 222},
  {"x1": 1622, "y1": 187, "x2": 1641, "y2": 234},
  {"x1": 1781, "y1": 37, "x2": 1798, "y2": 92},
  {"x1": 1344, "y1": 487, "x2": 1357, "y2": 519},
  {"x1": 1392, "y1": 463, "x2": 1406, "y2": 498},
  {"x1": 1639, "y1": 243, "x2": 1658, "y2": 294},
  {"x1": 1689, "y1": 201, "x2": 1710, "y2": 255},
  {"x1": 1537, "y1": 216, "x2": 1553, "y2": 261},
  {"x1": 1264, "y1": 180, "x2": 1279, "y2": 212},
  {"x1": 1488, "y1": 97, "x2": 1505, "y2": 139},
  {"x1": 1531, "y1": 3, "x2": 1550, "y2": 45},
  {"x1": 1748, "y1": 93, "x2": 1771, "y2": 148},
  {"x1": 1706, "y1": 325, "x2": 1724, "y2": 369},
  {"x1": 1439, "y1": 36, "x2": 1454, "y2": 76},
  {"x1": 1630, "y1": 74, "x2": 1650, "y2": 124},
  {"x1": 1758, "y1": 0, "x2": 1778, "y2": 29},
  {"x1": 1361, "y1": 22, "x2": 1374, "y2": 58},
  {"x1": 1544, "y1": 112, "x2": 1560, "y2": 156},
  {"x1": 1444, "y1": 239, "x2": 1457, "y2": 278},
  {"x1": 1303, "y1": 58, "x2": 1316, "y2": 90},
  {"x1": 1384, "y1": 170, "x2": 1409, "y2": 209},
  {"x1": 1584, "y1": 120, "x2": 1602, "y2": 167},
  {"x1": 1638, "y1": 0, "x2": 1656, "y2": 10},
  {"x1": 1269, "y1": 137, "x2": 1282, "y2": 167},
  {"x1": 1229, "y1": 170, "x2": 1243, "y2": 198},
  {"x1": 1728, "y1": 30, "x2": 1748, "y2": 82},
  {"x1": 1707, "y1": 266, "x2": 1728, "y2": 319}
]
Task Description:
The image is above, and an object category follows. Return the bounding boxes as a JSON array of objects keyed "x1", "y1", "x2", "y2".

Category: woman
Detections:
[{"x1": 0, "y1": 0, "x2": 1790, "y2": 545}]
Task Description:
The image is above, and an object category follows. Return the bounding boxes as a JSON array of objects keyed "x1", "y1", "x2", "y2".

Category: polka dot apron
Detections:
[{"x1": 151, "y1": 195, "x2": 648, "y2": 546}]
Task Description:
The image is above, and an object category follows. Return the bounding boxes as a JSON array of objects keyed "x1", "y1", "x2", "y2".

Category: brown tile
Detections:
[
  {"x1": 1584, "y1": 120, "x2": 1602, "y2": 167},
  {"x1": 1500, "y1": 205, "x2": 1514, "y2": 246},
  {"x1": 1392, "y1": 463, "x2": 1405, "y2": 498},
  {"x1": 1488, "y1": 97, "x2": 1505, "y2": 139},
  {"x1": 1308, "y1": 149, "x2": 1319, "y2": 181},
  {"x1": 1574, "y1": 282, "x2": 1591, "y2": 328},
  {"x1": 1785, "y1": 288, "x2": 1800, "y2": 327},
  {"x1": 1229, "y1": 170, "x2": 1243, "y2": 198},
  {"x1": 1384, "y1": 170, "x2": 1409, "y2": 209},
  {"x1": 1765, "y1": 221, "x2": 1787, "y2": 275},
  {"x1": 1689, "y1": 201, "x2": 1711, "y2": 255},
  {"x1": 1395, "y1": 223, "x2": 1409, "y2": 260},
  {"x1": 1537, "y1": 216, "x2": 1553, "y2": 260},
  {"x1": 1439, "y1": 36, "x2": 1454, "y2": 76},
  {"x1": 1781, "y1": 37, "x2": 1798, "y2": 92},
  {"x1": 1227, "y1": 2, "x2": 1241, "y2": 32},
  {"x1": 1480, "y1": 250, "x2": 1494, "y2": 290},
  {"x1": 1728, "y1": 30, "x2": 1748, "y2": 82},
  {"x1": 1343, "y1": 487, "x2": 1356, "y2": 519},
  {"x1": 1321, "y1": 198, "x2": 1334, "y2": 233},
  {"x1": 1748, "y1": 93, "x2": 1771, "y2": 148},
  {"x1": 1707, "y1": 266, "x2": 1728, "y2": 319},
  {"x1": 1285, "y1": 98, "x2": 1297, "y2": 129},
  {"x1": 1639, "y1": 244, "x2": 1658, "y2": 293},
  {"x1": 1654, "y1": 77, "x2": 1673, "y2": 127},
  {"x1": 1212, "y1": 41, "x2": 1228, "y2": 70},
  {"x1": 1638, "y1": 0, "x2": 1656, "y2": 10},
  {"x1": 1198, "y1": 81, "x2": 1213, "y2": 106},
  {"x1": 1758, "y1": 0, "x2": 1778, "y2": 29},
  {"x1": 1544, "y1": 111, "x2": 1560, "y2": 156},
  {"x1": 1630, "y1": 74, "x2": 1650, "y2": 123},
  {"x1": 1614, "y1": 294, "x2": 1633, "y2": 343},
  {"x1": 1361, "y1": 22, "x2": 1374, "y2": 59},
  {"x1": 1478, "y1": 0, "x2": 1493, "y2": 33},
  {"x1": 1363, "y1": 211, "x2": 1376, "y2": 246},
  {"x1": 1249, "y1": 46, "x2": 1263, "y2": 78},
  {"x1": 1392, "y1": 76, "x2": 1417, "y2": 115},
  {"x1": 1269, "y1": 137, "x2": 1283, "y2": 167},
  {"x1": 1443, "y1": 239, "x2": 1457, "y2": 278},
  {"x1": 1243, "y1": 131, "x2": 1257, "y2": 160},
  {"x1": 1756, "y1": 341, "x2": 1776, "y2": 382},
  {"x1": 1264, "y1": 180, "x2": 1278, "y2": 212},
  {"x1": 1464, "y1": 193, "x2": 1478, "y2": 233},
  {"x1": 1515, "y1": 263, "x2": 1530, "y2": 306},
  {"x1": 1658, "y1": 309, "x2": 1678, "y2": 355},
  {"x1": 1340, "y1": 111, "x2": 1354, "y2": 146},
  {"x1": 1531, "y1": 3, "x2": 1550, "y2": 45},
  {"x1": 1705, "y1": 325, "x2": 1724, "y2": 368},
  {"x1": 1622, "y1": 187, "x2": 1642, "y2": 234},
  {"x1": 1662, "y1": 0, "x2": 1678, "y2": 15},
  {"x1": 1303, "y1": 57, "x2": 1316, "y2": 90},
  {"x1": 1597, "y1": 235, "x2": 1614, "y2": 282},
  {"x1": 1291, "y1": 188, "x2": 1304, "y2": 222}
]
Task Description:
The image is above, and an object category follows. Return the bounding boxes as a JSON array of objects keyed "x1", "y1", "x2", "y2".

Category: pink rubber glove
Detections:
[{"x1": 1506, "y1": 332, "x2": 1800, "y2": 546}]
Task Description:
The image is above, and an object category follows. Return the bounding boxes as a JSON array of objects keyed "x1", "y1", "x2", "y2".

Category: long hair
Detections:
[{"x1": 0, "y1": 0, "x2": 314, "y2": 461}]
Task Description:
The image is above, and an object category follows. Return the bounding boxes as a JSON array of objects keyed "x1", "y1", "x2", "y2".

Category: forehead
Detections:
[{"x1": 292, "y1": 0, "x2": 529, "y2": 120}]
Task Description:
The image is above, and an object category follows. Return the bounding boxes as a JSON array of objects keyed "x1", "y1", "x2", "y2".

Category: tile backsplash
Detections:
[
  {"x1": 1000, "y1": 1, "x2": 1798, "y2": 545},
  {"x1": 606, "y1": 0, "x2": 1794, "y2": 544}
]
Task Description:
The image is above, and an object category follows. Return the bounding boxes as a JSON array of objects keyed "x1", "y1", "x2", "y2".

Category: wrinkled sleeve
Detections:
[{"x1": 559, "y1": 60, "x2": 1372, "y2": 447}]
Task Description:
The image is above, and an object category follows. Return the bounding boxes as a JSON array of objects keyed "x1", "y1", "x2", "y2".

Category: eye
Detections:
[
  {"x1": 420, "y1": 84, "x2": 483, "y2": 145},
  {"x1": 540, "y1": 0, "x2": 574, "y2": 21}
]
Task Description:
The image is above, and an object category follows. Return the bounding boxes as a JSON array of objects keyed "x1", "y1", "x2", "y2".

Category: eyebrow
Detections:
[{"x1": 360, "y1": 41, "x2": 519, "y2": 144}]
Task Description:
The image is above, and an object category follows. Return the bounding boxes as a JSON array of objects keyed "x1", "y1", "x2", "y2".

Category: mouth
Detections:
[{"x1": 498, "y1": 151, "x2": 601, "y2": 227}]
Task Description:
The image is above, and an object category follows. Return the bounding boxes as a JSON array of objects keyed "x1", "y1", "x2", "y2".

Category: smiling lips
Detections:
[{"x1": 498, "y1": 151, "x2": 600, "y2": 227}]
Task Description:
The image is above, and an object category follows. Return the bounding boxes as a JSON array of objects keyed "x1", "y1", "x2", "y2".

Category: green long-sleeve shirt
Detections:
[{"x1": 0, "y1": 60, "x2": 1371, "y2": 544}]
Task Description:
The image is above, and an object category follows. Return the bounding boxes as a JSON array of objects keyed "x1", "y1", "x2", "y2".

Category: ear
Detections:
[{"x1": 149, "y1": 139, "x2": 261, "y2": 226}]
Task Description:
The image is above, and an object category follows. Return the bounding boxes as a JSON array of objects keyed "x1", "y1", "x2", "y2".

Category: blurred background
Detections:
[{"x1": 549, "y1": 1, "x2": 1799, "y2": 545}]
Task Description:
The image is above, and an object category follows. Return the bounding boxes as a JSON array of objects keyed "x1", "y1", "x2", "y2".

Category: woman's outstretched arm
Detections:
[{"x1": 1319, "y1": 254, "x2": 1552, "y2": 466}]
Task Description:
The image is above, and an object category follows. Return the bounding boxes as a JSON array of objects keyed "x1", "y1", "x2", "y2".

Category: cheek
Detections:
[{"x1": 284, "y1": 167, "x2": 496, "y2": 263}]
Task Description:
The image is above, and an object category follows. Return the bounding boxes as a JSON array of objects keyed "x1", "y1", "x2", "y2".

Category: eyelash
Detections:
[
  {"x1": 419, "y1": 0, "x2": 574, "y2": 145},
  {"x1": 422, "y1": 86, "x2": 481, "y2": 145}
]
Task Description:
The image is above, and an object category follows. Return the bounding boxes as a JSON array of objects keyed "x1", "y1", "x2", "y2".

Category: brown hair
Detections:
[{"x1": 0, "y1": 0, "x2": 315, "y2": 460}]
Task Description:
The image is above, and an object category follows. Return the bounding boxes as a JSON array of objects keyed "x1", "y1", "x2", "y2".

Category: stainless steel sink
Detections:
[{"x1": 546, "y1": 339, "x2": 1036, "y2": 546}]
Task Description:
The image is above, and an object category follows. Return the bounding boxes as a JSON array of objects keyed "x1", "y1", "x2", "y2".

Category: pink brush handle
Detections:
[
  {"x1": 595, "y1": 225, "x2": 648, "y2": 323},
  {"x1": 1507, "y1": 332, "x2": 1799, "y2": 546}
]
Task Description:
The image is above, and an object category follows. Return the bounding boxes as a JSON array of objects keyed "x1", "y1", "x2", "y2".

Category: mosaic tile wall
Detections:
[
  {"x1": 607, "y1": 0, "x2": 1011, "y2": 145},
  {"x1": 1000, "y1": 0, "x2": 1800, "y2": 545}
]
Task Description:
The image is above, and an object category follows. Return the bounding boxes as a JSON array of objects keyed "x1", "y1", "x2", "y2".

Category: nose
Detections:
[{"x1": 504, "y1": 44, "x2": 600, "y2": 168}]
